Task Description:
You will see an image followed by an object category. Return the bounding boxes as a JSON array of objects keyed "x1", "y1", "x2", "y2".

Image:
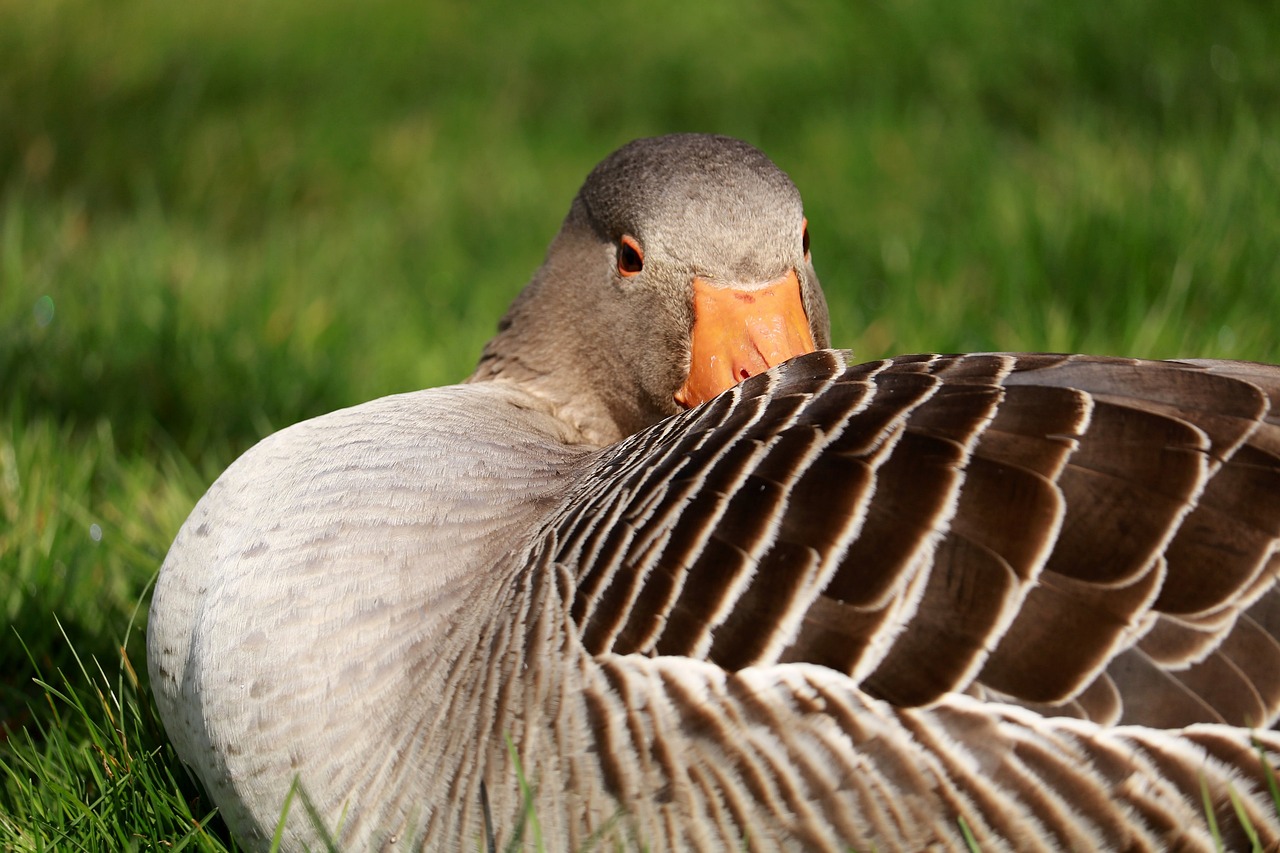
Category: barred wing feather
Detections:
[{"x1": 551, "y1": 351, "x2": 1280, "y2": 727}]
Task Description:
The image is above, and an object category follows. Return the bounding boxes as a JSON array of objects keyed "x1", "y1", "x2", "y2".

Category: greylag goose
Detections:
[{"x1": 148, "y1": 134, "x2": 1280, "y2": 852}]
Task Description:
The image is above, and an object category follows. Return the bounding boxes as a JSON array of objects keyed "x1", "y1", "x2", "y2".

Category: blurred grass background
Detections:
[{"x1": 2, "y1": 0, "x2": 1279, "y2": 847}]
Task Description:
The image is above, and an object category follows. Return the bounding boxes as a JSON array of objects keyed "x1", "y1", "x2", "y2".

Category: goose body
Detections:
[{"x1": 149, "y1": 135, "x2": 1280, "y2": 851}]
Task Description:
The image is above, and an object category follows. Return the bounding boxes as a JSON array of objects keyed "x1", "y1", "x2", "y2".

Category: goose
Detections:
[{"x1": 148, "y1": 133, "x2": 1280, "y2": 852}]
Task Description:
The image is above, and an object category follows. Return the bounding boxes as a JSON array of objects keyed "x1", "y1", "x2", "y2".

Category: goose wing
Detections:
[{"x1": 549, "y1": 350, "x2": 1280, "y2": 727}]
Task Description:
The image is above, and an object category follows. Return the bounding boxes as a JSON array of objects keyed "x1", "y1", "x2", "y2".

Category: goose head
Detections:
[{"x1": 470, "y1": 134, "x2": 831, "y2": 446}]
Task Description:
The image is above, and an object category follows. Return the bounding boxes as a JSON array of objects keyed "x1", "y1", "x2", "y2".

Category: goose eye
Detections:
[
  {"x1": 617, "y1": 236, "x2": 644, "y2": 277},
  {"x1": 801, "y1": 219, "x2": 810, "y2": 259}
]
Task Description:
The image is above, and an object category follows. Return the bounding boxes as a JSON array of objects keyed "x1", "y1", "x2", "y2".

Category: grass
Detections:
[{"x1": 1, "y1": 0, "x2": 1279, "y2": 848}]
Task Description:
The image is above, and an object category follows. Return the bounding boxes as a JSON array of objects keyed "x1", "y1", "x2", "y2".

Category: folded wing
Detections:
[{"x1": 549, "y1": 351, "x2": 1280, "y2": 728}]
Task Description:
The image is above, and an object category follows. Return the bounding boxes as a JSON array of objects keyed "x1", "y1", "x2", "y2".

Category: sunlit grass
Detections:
[
  {"x1": 3, "y1": 0, "x2": 1279, "y2": 847},
  {"x1": 2, "y1": 628, "x2": 229, "y2": 850}
]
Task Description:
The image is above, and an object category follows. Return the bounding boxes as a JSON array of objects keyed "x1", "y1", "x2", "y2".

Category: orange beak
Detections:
[{"x1": 674, "y1": 269, "x2": 818, "y2": 409}]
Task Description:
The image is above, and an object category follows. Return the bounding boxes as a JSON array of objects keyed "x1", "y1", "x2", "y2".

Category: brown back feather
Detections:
[{"x1": 546, "y1": 351, "x2": 1280, "y2": 727}]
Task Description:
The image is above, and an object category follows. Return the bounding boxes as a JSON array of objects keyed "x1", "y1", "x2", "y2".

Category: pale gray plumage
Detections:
[{"x1": 148, "y1": 134, "x2": 1280, "y2": 851}]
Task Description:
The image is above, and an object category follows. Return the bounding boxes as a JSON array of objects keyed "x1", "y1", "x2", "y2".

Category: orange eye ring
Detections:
[{"x1": 618, "y1": 235, "x2": 644, "y2": 276}]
